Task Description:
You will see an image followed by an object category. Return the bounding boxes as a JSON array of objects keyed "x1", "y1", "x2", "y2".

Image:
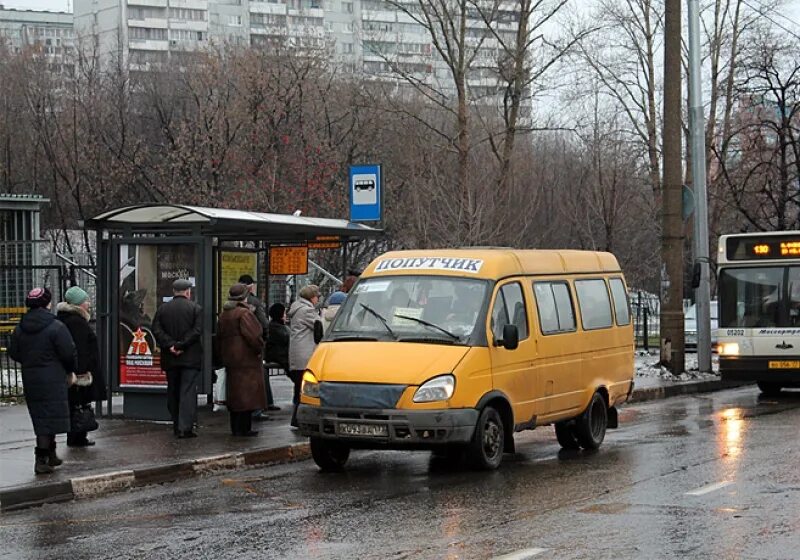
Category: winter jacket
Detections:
[
  {"x1": 152, "y1": 295, "x2": 203, "y2": 370},
  {"x1": 56, "y1": 303, "x2": 106, "y2": 406},
  {"x1": 288, "y1": 297, "x2": 320, "y2": 371},
  {"x1": 216, "y1": 301, "x2": 266, "y2": 412},
  {"x1": 9, "y1": 307, "x2": 76, "y2": 436},
  {"x1": 264, "y1": 319, "x2": 290, "y2": 371}
]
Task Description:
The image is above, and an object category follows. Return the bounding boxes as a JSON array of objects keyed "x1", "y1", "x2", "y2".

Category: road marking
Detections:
[
  {"x1": 492, "y1": 547, "x2": 548, "y2": 560},
  {"x1": 686, "y1": 481, "x2": 733, "y2": 496}
]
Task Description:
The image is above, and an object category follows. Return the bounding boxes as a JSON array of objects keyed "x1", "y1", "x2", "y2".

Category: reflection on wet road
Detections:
[{"x1": 3, "y1": 387, "x2": 800, "y2": 559}]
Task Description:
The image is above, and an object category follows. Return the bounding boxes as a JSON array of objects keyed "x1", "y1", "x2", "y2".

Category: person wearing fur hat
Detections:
[
  {"x1": 216, "y1": 283, "x2": 267, "y2": 437},
  {"x1": 287, "y1": 284, "x2": 322, "y2": 427},
  {"x1": 9, "y1": 287, "x2": 77, "y2": 474},
  {"x1": 56, "y1": 286, "x2": 106, "y2": 447}
]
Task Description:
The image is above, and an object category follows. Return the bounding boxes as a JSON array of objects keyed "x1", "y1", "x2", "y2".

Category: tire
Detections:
[
  {"x1": 757, "y1": 381, "x2": 783, "y2": 396},
  {"x1": 574, "y1": 392, "x2": 608, "y2": 450},
  {"x1": 310, "y1": 437, "x2": 350, "y2": 472},
  {"x1": 467, "y1": 406, "x2": 505, "y2": 470},
  {"x1": 554, "y1": 421, "x2": 580, "y2": 450}
]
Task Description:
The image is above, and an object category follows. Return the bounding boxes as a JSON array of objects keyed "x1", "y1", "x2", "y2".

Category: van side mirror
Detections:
[
  {"x1": 313, "y1": 320, "x2": 324, "y2": 344},
  {"x1": 501, "y1": 324, "x2": 519, "y2": 350}
]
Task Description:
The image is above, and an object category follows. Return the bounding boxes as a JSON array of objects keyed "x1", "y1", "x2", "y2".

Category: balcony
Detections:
[
  {"x1": 250, "y1": 25, "x2": 287, "y2": 37},
  {"x1": 287, "y1": 7, "x2": 324, "y2": 18},
  {"x1": 128, "y1": 38, "x2": 169, "y2": 50},
  {"x1": 250, "y1": 2, "x2": 287, "y2": 15},
  {"x1": 127, "y1": 0, "x2": 168, "y2": 7},
  {"x1": 167, "y1": 0, "x2": 208, "y2": 9},
  {"x1": 128, "y1": 17, "x2": 169, "y2": 29},
  {"x1": 168, "y1": 19, "x2": 208, "y2": 31}
]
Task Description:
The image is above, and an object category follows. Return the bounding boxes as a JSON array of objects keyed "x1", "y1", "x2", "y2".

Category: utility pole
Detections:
[
  {"x1": 660, "y1": 0, "x2": 685, "y2": 374},
  {"x1": 687, "y1": 0, "x2": 712, "y2": 373}
]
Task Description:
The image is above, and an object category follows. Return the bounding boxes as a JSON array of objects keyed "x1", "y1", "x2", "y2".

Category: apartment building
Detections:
[
  {"x1": 0, "y1": 5, "x2": 74, "y2": 70},
  {"x1": 72, "y1": 0, "x2": 518, "y2": 98}
]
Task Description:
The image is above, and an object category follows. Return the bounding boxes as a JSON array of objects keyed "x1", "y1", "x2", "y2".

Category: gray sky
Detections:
[{"x1": 5, "y1": 0, "x2": 800, "y2": 29}]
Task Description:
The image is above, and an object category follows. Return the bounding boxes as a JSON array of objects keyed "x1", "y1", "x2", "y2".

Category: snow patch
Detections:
[{"x1": 635, "y1": 351, "x2": 720, "y2": 381}]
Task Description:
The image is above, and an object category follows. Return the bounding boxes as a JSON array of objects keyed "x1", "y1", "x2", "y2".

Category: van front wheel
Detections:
[
  {"x1": 467, "y1": 406, "x2": 505, "y2": 470},
  {"x1": 574, "y1": 392, "x2": 608, "y2": 450},
  {"x1": 554, "y1": 421, "x2": 580, "y2": 449},
  {"x1": 310, "y1": 438, "x2": 350, "y2": 472}
]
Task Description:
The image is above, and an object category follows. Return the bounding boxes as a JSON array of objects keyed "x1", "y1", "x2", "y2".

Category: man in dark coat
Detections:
[
  {"x1": 216, "y1": 283, "x2": 267, "y2": 436},
  {"x1": 238, "y1": 274, "x2": 279, "y2": 416},
  {"x1": 9, "y1": 287, "x2": 77, "y2": 474},
  {"x1": 56, "y1": 285, "x2": 106, "y2": 447},
  {"x1": 152, "y1": 279, "x2": 203, "y2": 438}
]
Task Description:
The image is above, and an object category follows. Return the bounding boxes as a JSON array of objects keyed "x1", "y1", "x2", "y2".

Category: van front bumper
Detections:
[{"x1": 296, "y1": 404, "x2": 479, "y2": 449}]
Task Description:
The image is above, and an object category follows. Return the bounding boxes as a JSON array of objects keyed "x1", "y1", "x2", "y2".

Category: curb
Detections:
[
  {"x1": 0, "y1": 379, "x2": 753, "y2": 514},
  {"x1": 630, "y1": 379, "x2": 751, "y2": 403},
  {"x1": 0, "y1": 442, "x2": 310, "y2": 513}
]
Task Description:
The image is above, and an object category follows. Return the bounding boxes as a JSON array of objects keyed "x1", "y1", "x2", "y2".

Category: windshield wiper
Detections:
[
  {"x1": 393, "y1": 314, "x2": 460, "y2": 341},
  {"x1": 330, "y1": 334, "x2": 380, "y2": 341},
  {"x1": 359, "y1": 303, "x2": 397, "y2": 339}
]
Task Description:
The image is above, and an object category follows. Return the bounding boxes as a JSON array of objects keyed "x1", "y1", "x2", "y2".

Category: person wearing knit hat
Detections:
[
  {"x1": 57, "y1": 285, "x2": 105, "y2": 447},
  {"x1": 65, "y1": 286, "x2": 90, "y2": 306},
  {"x1": 217, "y1": 282, "x2": 267, "y2": 436},
  {"x1": 10, "y1": 287, "x2": 77, "y2": 474},
  {"x1": 25, "y1": 287, "x2": 52, "y2": 309}
]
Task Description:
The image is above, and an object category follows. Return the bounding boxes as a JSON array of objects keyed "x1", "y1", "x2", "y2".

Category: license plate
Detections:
[
  {"x1": 338, "y1": 422, "x2": 388, "y2": 437},
  {"x1": 769, "y1": 360, "x2": 800, "y2": 369}
]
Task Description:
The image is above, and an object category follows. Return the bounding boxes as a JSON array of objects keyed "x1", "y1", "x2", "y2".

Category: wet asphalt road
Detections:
[{"x1": 3, "y1": 386, "x2": 800, "y2": 560}]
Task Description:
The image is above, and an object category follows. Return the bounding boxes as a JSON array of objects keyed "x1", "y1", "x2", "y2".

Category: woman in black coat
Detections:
[
  {"x1": 9, "y1": 287, "x2": 77, "y2": 475},
  {"x1": 56, "y1": 285, "x2": 105, "y2": 447}
]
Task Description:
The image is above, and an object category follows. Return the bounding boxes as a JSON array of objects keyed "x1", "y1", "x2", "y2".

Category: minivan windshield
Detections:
[{"x1": 329, "y1": 276, "x2": 490, "y2": 344}]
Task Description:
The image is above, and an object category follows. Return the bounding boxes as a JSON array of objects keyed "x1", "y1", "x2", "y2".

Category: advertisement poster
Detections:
[
  {"x1": 118, "y1": 244, "x2": 196, "y2": 388},
  {"x1": 220, "y1": 251, "x2": 257, "y2": 311}
]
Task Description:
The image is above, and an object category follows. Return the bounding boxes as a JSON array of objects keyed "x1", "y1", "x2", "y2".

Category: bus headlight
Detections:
[
  {"x1": 301, "y1": 371, "x2": 320, "y2": 398},
  {"x1": 719, "y1": 342, "x2": 740, "y2": 356},
  {"x1": 413, "y1": 375, "x2": 455, "y2": 403}
]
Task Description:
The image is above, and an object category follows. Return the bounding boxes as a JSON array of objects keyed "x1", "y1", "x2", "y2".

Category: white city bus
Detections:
[{"x1": 717, "y1": 231, "x2": 800, "y2": 395}]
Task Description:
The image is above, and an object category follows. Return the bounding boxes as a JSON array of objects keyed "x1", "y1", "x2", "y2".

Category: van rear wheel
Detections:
[
  {"x1": 310, "y1": 438, "x2": 350, "y2": 472},
  {"x1": 554, "y1": 421, "x2": 580, "y2": 449},
  {"x1": 574, "y1": 392, "x2": 608, "y2": 450},
  {"x1": 467, "y1": 406, "x2": 505, "y2": 470}
]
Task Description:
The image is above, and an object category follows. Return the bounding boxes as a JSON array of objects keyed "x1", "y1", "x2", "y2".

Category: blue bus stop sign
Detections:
[{"x1": 349, "y1": 164, "x2": 382, "y2": 222}]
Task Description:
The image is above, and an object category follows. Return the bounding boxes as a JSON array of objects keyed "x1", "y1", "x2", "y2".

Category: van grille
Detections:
[{"x1": 319, "y1": 382, "x2": 407, "y2": 409}]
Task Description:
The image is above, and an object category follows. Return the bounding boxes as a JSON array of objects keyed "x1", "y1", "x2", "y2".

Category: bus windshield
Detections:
[
  {"x1": 719, "y1": 266, "x2": 800, "y2": 328},
  {"x1": 329, "y1": 276, "x2": 490, "y2": 344}
]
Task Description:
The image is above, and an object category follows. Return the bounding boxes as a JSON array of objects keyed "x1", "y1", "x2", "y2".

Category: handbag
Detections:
[
  {"x1": 213, "y1": 367, "x2": 227, "y2": 412},
  {"x1": 71, "y1": 405, "x2": 99, "y2": 433},
  {"x1": 75, "y1": 372, "x2": 93, "y2": 387}
]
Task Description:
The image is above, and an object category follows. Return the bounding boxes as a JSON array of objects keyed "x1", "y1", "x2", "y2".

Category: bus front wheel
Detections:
[{"x1": 757, "y1": 381, "x2": 783, "y2": 396}]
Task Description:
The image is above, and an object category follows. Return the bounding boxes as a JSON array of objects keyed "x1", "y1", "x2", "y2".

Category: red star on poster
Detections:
[{"x1": 128, "y1": 328, "x2": 152, "y2": 356}]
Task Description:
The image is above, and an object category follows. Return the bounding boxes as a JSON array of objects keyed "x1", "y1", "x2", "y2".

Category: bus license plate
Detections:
[
  {"x1": 338, "y1": 423, "x2": 388, "y2": 437},
  {"x1": 769, "y1": 361, "x2": 800, "y2": 369}
]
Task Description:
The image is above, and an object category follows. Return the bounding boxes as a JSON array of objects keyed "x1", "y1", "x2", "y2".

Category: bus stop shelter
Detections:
[{"x1": 85, "y1": 204, "x2": 382, "y2": 420}]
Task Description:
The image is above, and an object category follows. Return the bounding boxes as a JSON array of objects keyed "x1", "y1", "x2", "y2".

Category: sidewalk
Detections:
[{"x1": 0, "y1": 374, "x2": 749, "y2": 513}]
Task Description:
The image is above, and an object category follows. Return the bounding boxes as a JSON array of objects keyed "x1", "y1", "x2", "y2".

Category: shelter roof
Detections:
[{"x1": 86, "y1": 204, "x2": 381, "y2": 241}]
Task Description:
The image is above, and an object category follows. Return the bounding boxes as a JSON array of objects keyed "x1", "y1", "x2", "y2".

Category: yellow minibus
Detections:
[{"x1": 297, "y1": 249, "x2": 635, "y2": 470}]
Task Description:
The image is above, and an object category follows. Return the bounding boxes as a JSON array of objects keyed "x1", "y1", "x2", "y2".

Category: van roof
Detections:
[{"x1": 363, "y1": 249, "x2": 622, "y2": 280}]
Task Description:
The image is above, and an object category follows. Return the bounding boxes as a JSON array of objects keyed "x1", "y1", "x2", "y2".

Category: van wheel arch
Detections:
[{"x1": 476, "y1": 392, "x2": 515, "y2": 454}]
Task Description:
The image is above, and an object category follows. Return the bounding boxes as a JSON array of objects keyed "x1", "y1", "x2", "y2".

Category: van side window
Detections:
[
  {"x1": 575, "y1": 279, "x2": 613, "y2": 330},
  {"x1": 534, "y1": 282, "x2": 576, "y2": 334},
  {"x1": 609, "y1": 277, "x2": 631, "y2": 326},
  {"x1": 491, "y1": 282, "x2": 529, "y2": 341}
]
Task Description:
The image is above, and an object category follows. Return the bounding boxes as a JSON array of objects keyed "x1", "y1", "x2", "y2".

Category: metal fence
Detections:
[
  {"x1": 631, "y1": 291, "x2": 660, "y2": 350},
  {"x1": 0, "y1": 254, "x2": 78, "y2": 398}
]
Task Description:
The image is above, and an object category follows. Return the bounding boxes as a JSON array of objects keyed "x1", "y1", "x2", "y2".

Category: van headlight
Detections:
[
  {"x1": 301, "y1": 370, "x2": 320, "y2": 398},
  {"x1": 719, "y1": 342, "x2": 740, "y2": 356},
  {"x1": 413, "y1": 375, "x2": 455, "y2": 403}
]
